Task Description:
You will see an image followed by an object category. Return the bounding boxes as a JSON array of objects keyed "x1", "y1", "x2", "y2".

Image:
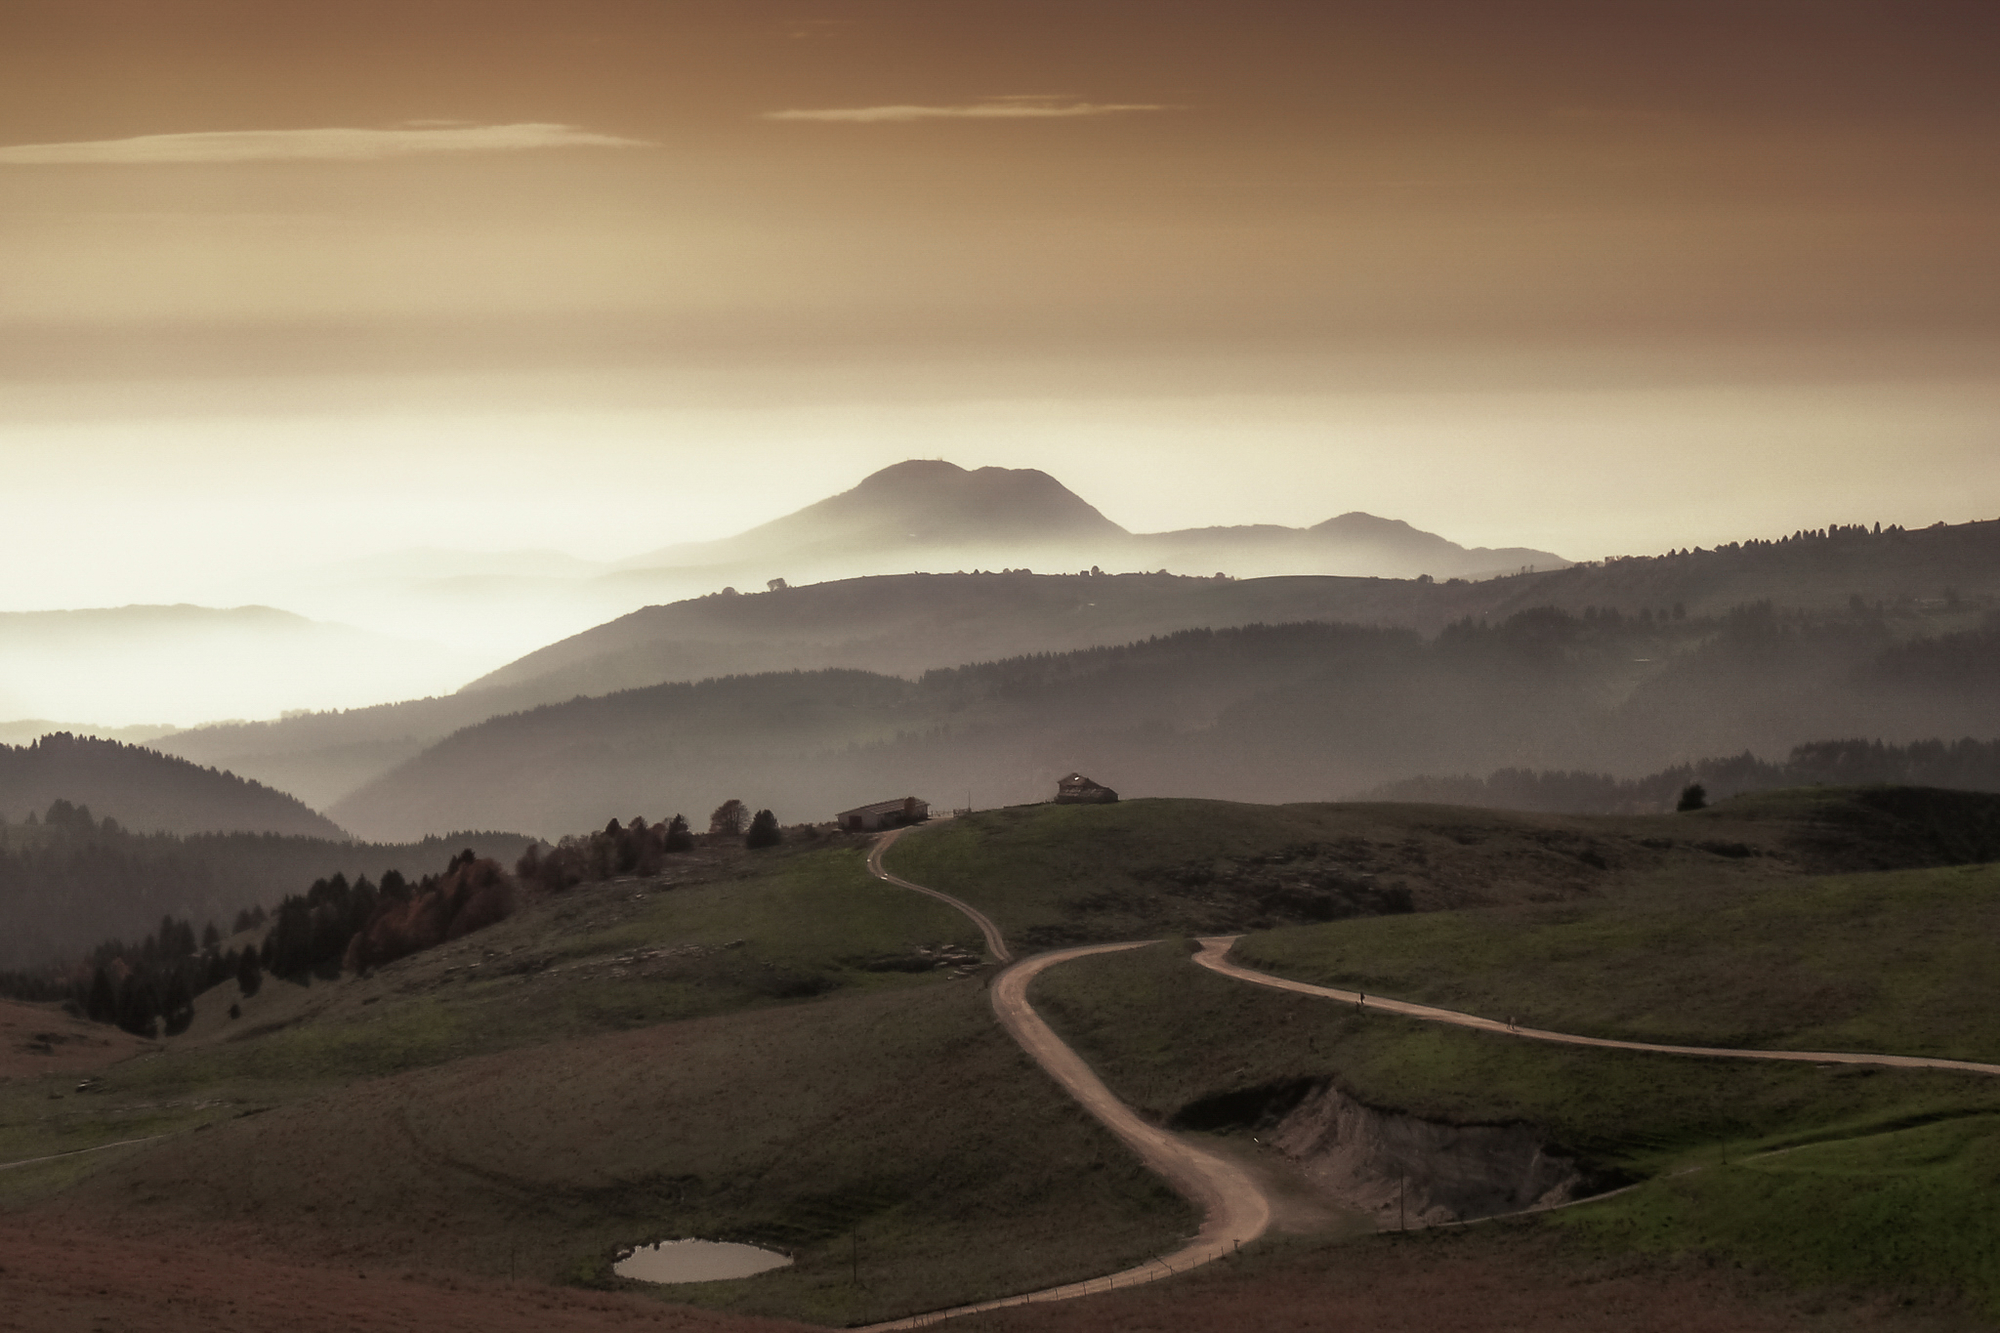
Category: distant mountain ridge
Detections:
[
  {"x1": 607, "y1": 459, "x2": 1567, "y2": 587},
  {"x1": 0, "y1": 732, "x2": 347, "y2": 838},
  {"x1": 327, "y1": 600, "x2": 2000, "y2": 842},
  {"x1": 154, "y1": 516, "x2": 2000, "y2": 818},
  {"x1": 0, "y1": 603, "x2": 480, "y2": 727}
]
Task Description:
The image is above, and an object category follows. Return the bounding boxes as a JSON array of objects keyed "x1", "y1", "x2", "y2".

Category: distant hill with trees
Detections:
[
  {"x1": 326, "y1": 600, "x2": 2000, "y2": 842},
  {"x1": 154, "y1": 515, "x2": 2000, "y2": 816},
  {"x1": 0, "y1": 732, "x2": 346, "y2": 837},
  {"x1": 1362, "y1": 737, "x2": 2000, "y2": 815},
  {"x1": 0, "y1": 800, "x2": 535, "y2": 971}
]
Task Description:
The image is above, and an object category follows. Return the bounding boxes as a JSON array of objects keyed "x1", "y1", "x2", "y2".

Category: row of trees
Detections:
[
  {"x1": 7, "y1": 800, "x2": 801, "y2": 1034},
  {"x1": 515, "y1": 802, "x2": 784, "y2": 892}
]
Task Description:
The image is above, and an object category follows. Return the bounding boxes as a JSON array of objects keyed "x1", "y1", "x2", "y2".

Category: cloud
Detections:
[
  {"x1": 0, "y1": 123, "x2": 652, "y2": 166},
  {"x1": 763, "y1": 99, "x2": 1171, "y2": 124}
]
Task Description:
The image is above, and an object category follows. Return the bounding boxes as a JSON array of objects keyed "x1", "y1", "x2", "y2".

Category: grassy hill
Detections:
[
  {"x1": 8, "y1": 791, "x2": 2000, "y2": 1323},
  {"x1": 883, "y1": 788, "x2": 2000, "y2": 949},
  {"x1": 1228, "y1": 789, "x2": 2000, "y2": 1057},
  {"x1": 0, "y1": 837, "x2": 1189, "y2": 1327},
  {"x1": 1034, "y1": 938, "x2": 2000, "y2": 1315}
]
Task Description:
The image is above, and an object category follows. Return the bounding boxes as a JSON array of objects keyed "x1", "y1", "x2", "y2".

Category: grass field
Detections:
[
  {"x1": 0, "y1": 839, "x2": 1196, "y2": 1327},
  {"x1": 1031, "y1": 941, "x2": 2000, "y2": 1316},
  {"x1": 1233, "y1": 862, "x2": 2000, "y2": 1060},
  {"x1": 940, "y1": 1223, "x2": 1991, "y2": 1333},
  {"x1": 885, "y1": 798, "x2": 1805, "y2": 950},
  {"x1": 29, "y1": 981, "x2": 1191, "y2": 1327},
  {"x1": 10, "y1": 792, "x2": 2000, "y2": 1327}
]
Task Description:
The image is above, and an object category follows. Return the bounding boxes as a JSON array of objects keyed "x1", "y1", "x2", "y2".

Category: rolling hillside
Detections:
[
  {"x1": 157, "y1": 515, "x2": 1999, "y2": 816},
  {"x1": 327, "y1": 604, "x2": 2000, "y2": 842}
]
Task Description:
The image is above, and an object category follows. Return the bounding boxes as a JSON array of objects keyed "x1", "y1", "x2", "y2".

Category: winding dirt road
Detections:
[
  {"x1": 868, "y1": 829, "x2": 1011, "y2": 963},
  {"x1": 861, "y1": 835, "x2": 2000, "y2": 1330},
  {"x1": 861, "y1": 837, "x2": 1271, "y2": 1330},
  {"x1": 1193, "y1": 936, "x2": 2000, "y2": 1076}
]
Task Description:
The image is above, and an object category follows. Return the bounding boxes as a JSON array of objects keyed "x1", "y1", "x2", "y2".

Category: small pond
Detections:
[{"x1": 614, "y1": 1239, "x2": 794, "y2": 1284}]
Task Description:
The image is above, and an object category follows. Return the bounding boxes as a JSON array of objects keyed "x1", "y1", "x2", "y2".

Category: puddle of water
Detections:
[{"x1": 614, "y1": 1239, "x2": 794, "y2": 1283}]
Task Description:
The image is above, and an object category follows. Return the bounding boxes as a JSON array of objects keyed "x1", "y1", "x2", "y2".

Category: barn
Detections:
[
  {"x1": 1054, "y1": 773, "x2": 1119, "y2": 804},
  {"x1": 835, "y1": 796, "x2": 930, "y2": 832}
]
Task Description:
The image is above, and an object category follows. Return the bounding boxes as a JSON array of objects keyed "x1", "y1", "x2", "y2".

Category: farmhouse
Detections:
[
  {"x1": 836, "y1": 796, "x2": 930, "y2": 832},
  {"x1": 1054, "y1": 773, "x2": 1119, "y2": 804}
]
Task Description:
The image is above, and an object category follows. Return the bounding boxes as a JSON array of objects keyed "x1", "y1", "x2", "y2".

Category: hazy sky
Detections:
[{"x1": 4, "y1": 0, "x2": 1998, "y2": 613}]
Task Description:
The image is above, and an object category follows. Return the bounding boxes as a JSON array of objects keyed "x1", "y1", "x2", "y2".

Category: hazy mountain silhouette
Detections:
[
  {"x1": 0, "y1": 604, "x2": 480, "y2": 727},
  {"x1": 608, "y1": 459, "x2": 1566, "y2": 590},
  {"x1": 0, "y1": 720, "x2": 178, "y2": 748},
  {"x1": 156, "y1": 571, "x2": 1529, "y2": 808},
  {"x1": 619, "y1": 460, "x2": 1127, "y2": 570},
  {"x1": 1131, "y1": 510, "x2": 1562, "y2": 579},
  {"x1": 156, "y1": 516, "x2": 2000, "y2": 815},
  {"x1": 0, "y1": 732, "x2": 347, "y2": 837},
  {"x1": 328, "y1": 599, "x2": 2000, "y2": 842}
]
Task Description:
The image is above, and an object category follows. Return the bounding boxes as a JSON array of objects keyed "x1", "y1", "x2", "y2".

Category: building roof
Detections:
[{"x1": 837, "y1": 797, "x2": 926, "y2": 818}]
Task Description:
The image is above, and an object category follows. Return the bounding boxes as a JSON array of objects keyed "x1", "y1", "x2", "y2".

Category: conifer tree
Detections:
[
  {"x1": 664, "y1": 815, "x2": 693, "y2": 852},
  {"x1": 236, "y1": 940, "x2": 263, "y2": 997},
  {"x1": 86, "y1": 965, "x2": 115, "y2": 1023},
  {"x1": 745, "y1": 809, "x2": 782, "y2": 850}
]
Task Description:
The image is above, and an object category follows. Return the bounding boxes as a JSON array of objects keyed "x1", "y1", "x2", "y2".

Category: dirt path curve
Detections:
[
  {"x1": 859, "y1": 837, "x2": 1272, "y2": 1331},
  {"x1": 867, "y1": 828, "x2": 1012, "y2": 963},
  {"x1": 1194, "y1": 937, "x2": 2000, "y2": 1076}
]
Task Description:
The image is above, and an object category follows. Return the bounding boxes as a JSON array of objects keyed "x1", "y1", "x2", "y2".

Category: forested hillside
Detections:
[
  {"x1": 0, "y1": 802, "x2": 535, "y2": 971},
  {"x1": 328, "y1": 604, "x2": 2000, "y2": 841},
  {"x1": 0, "y1": 732, "x2": 345, "y2": 837}
]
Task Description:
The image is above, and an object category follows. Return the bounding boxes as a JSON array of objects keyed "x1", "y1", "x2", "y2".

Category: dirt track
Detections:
[
  {"x1": 860, "y1": 839, "x2": 1274, "y2": 1330},
  {"x1": 867, "y1": 829, "x2": 1011, "y2": 962},
  {"x1": 1193, "y1": 936, "x2": 2000, "y2": 1076}
]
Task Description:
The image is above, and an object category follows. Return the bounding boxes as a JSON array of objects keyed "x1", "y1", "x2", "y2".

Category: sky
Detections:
[{"x1": 3, "y1": 0, "x2": 1998, "y2": 630}]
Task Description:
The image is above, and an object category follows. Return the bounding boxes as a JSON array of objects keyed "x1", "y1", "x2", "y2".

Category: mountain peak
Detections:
[{"x1": 817, "y1": 461, "x2": 1128, "y2": 542}]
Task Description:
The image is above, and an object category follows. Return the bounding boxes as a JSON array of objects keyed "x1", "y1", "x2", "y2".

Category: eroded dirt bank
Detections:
[{"x1": 1176, "y1": 1079, "x2": 1593, "y2": 1227}]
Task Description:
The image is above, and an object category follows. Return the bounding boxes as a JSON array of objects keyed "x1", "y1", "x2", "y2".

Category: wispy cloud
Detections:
[
  {"x1": 764, "y1": 98, "x2": 1172, "y2": 124},
  {"x1": 0, "y1": 123, "x2": 652, "y2": 166}
]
